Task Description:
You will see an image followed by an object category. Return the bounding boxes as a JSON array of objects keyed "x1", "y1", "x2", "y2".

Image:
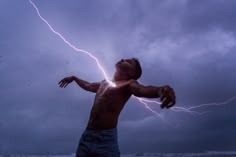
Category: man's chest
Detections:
[{"x1": 97, "y1": 80, "x2": 130, "y2": 96}]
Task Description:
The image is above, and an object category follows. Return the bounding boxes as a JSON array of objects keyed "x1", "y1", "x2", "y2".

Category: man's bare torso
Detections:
[
  {"x1": 58, "y1": 73, "x2": 176, "y2": 130},
  {"x1": 86, "y1": 80, "x2": 132, "y2": 130}
]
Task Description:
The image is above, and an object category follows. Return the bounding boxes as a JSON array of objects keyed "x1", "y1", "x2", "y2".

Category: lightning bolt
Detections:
[
  {"x1": 139, "y1": 96, "x2": 236, "y2": 115},
  {"x1": 173, "y1": 96, "x2": 236, "y2": 114},
  {"x1": 28, "y1": 0, "x2": 236, "y2": 119},
  {"x1": 27, "y1": 0, "x2": 163, "y2": 118},
  {"x1": 134, "y1": 97, "x2": 164, "y2": 120},
  {"x1": 138, "y1": 97, "x2": 206, "y2": 115},
  {"x1": 28, "y1": 0, "x2": 116, "y2": 87}
]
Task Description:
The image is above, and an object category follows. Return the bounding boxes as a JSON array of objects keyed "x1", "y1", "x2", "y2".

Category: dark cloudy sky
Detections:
[{"x1": 0, "y1": 0, "x2": 236, "y2": 154}]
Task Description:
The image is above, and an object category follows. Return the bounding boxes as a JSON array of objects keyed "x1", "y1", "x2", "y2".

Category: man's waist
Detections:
[
  {"x1": 86, "y1": 119, "x2": 118, "y2": 130},
  {"x1": 86, "y1": 125, "x2": 117, "y2": 130},
  {"x1": 82, "y1": 127, "x2": 118, "y2": 143}
]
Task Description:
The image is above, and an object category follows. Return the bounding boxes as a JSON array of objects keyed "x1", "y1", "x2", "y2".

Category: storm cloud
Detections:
[{"x1": 0, "y1": 0, "x2": 236, "y2": 154}]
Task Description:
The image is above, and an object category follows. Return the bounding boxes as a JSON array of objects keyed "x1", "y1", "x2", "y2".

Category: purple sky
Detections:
[{"x1": 0, "y1": 0, "x2": 236, "y2": 154}]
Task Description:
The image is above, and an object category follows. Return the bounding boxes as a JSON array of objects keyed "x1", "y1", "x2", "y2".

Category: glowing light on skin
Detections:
[{"x1": 28, "y1": 0, "x2": 116, "y2": 87}]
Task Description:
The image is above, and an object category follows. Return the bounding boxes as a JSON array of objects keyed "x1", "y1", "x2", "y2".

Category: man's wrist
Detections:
[
  {"x1": 71, "y1": 76, "x2": 76, "y2": 81},
  {"x1": 157, "y1": 86, "x2": 164, "y2": 97}
]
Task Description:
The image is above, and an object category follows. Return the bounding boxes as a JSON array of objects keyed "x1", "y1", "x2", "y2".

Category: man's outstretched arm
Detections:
[
  {"x1": 58, "y1": 76, "x2": 100, "y2": 93},
  {"x1": 129, "y1": 80, "x2": 176, "y2": 108}
]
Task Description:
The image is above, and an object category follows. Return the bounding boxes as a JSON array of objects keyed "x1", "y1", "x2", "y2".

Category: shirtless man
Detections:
[{"x1": 58, "y1": 58, "x2": 176, "y2": 157}]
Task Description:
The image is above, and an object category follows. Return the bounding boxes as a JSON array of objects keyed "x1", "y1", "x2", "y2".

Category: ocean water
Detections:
[
  {"x1": 122, "y1": 151, "x2": 236, "y2": 157},
  {"x1": 1, "y1": 152, "x2": 236, "y2": 157}
]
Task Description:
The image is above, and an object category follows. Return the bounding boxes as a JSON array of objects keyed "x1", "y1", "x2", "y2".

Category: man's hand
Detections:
[
  {"x1": 58, "y1": 76, "x2": 74, "y2": 88},
  {"x1": 159, "y1": 85, "x2": 176, "y2": 109}
]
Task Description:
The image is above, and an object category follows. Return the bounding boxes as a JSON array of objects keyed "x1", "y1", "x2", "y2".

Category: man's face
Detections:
[{"x1": 115, "y1": 58, "x2": 136, "y2": 74}]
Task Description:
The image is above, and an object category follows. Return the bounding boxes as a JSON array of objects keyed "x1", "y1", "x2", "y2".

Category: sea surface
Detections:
[{"x1": 1, "y1": 152, "x2": 236, "y2": 157}]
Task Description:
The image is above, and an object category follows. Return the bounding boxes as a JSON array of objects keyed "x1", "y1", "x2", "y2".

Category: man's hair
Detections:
[{"x1": 132, "y1": 58, "x2": 142, "y2": 80}]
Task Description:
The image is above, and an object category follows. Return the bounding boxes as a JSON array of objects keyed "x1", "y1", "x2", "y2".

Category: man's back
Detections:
[{"x1": 87, "y1": 79, "x2": 132, "y2": 130}]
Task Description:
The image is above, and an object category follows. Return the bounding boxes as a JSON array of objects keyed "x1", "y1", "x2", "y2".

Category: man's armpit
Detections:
[{"x1": 129, "y1": 80, "x2": 142, "y2": 96}]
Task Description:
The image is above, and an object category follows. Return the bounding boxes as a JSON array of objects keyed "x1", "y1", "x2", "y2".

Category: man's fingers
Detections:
[
  {"x1": 59, "y1": 82, "x2": 62, "y2": 87},
  {"x1": 58, "y1": 78, "x2": 70, "y2": 88},
  {"x1": 161, "y1": 97, "x2": 171, "y2": 109},
  {"x1": 58, "y1": 78, "x2": 65, "y2": 84},
  {"x1": 160, "y1": 87, "x2": 169, "y2": 101},
  {"x1": 169, "y1": 93, "x2": 176, "y2": 108},
  {"x1": 166, "y1": 92, "x2": 176, "y2": 108},
  {"x1": 62, "y1": 82, "x2": 67, "y2": 87},
  {"x1": 166, "y1": 100, "x2": 176, "y2": 108},
  {"x1": 159, "y1": 85, "x2": 176, "y2": 109},
  {"x1": 160, "y1": 95, "x2": 165, "y2": 101},
  {"x1": 161, "y1": 95, "x2": 176, "y2": 109},
  {"x1": 160, "y1": 92, "x2": 167, "y2": 101},
  {"x1": 64, "y1": 83, "x2": 68, "y2": 88},
  {"x1": 59, "y1": 81, "x2": 63, "y2": 87},
  {"x1": 60, "y1": 81, "x2": 66, "y2": 87}
]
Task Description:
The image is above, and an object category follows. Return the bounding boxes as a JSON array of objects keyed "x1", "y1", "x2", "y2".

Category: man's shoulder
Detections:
[
  {"x1": 128, "y1": 79, "x2": 139, "y2": 85},
  {"x1": 124, "y1": 79, "x2": 140, "y2": 90},
  {"x1": 117, "y1": 79, "x2": 139, "y2": 85}
]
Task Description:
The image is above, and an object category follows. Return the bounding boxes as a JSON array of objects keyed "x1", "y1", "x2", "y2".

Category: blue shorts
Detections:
[{"x1": 75, "y1": 128, "x2": 120, "y2": 157}]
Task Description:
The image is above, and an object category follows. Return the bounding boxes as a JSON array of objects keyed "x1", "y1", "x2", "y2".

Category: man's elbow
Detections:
[{"x1": 85, "y1": 84, "x2": 98, "y2": 93}]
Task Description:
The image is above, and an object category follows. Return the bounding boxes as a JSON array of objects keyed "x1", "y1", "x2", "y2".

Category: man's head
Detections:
[{"x1": 115, "y1": 58, "x2": 142, "y2": 80}]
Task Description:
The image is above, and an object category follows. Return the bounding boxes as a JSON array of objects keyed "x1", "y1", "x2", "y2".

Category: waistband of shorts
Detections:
[
  {"x1": 85, "y1": 127, "x2": 117, "y2": 133},
  {"x1": 82, "y1": 127, "x2": 118, "y2": 143}
]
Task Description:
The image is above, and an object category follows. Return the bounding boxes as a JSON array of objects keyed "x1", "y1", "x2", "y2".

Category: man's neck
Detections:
[
  {"x1": 113, "y1": 72, "x2": 130, "y2": 82},
  {"x1": 112, "y1": 76, "x2": 129, "y2": 82}
]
